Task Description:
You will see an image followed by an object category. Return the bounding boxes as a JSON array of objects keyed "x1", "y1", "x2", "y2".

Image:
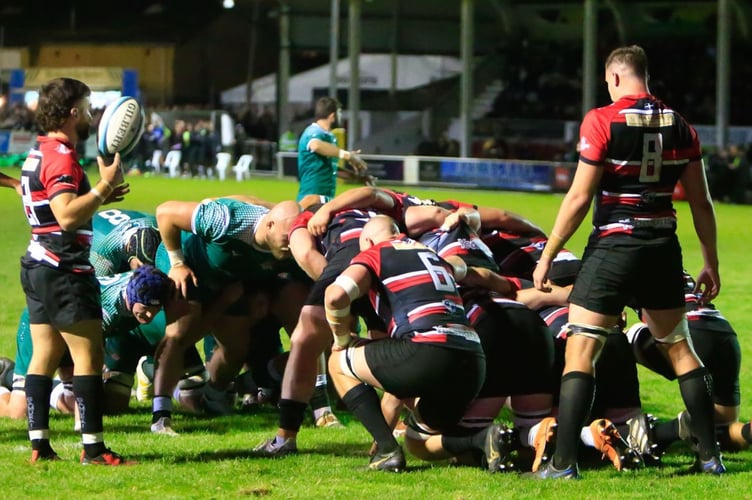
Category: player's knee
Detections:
[
  {"x1": 103, "y1": 372, "x2": 134, "y2": 399},
  {"x1": 654, "y1": 317, "x2": 691, "y2": 345},
  {"x1": 9, "y1": 390, "x2": 27, "y2": 419}
]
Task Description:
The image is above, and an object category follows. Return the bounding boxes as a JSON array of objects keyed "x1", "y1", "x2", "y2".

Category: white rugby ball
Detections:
[{"x1": 97, "y1": 96, "x2": 145, "y2": 158}]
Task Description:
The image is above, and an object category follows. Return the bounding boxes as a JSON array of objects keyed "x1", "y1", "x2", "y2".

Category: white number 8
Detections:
[
  {"x1": 640, "y1": 132, "x2": 663, "y2": 182},
  {"x1": 98, "y1": 209, "x2": 131, "y2": 226}
]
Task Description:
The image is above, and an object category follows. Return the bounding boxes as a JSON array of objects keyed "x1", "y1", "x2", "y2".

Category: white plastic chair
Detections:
[
  {"x1": 148, "y1": 149, "x2": 163, "y2": 174},
  {"x1": 163, "y1": 150, "x2": 182, "y2": 178},
  {"x1": 215, "y1": 152, "x2": 233, "y2": 181},
  {"x1": 232, "y1": 154, "x2": 253, "y2": 181}
]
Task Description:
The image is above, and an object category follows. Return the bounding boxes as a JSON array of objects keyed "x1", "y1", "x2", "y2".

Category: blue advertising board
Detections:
[{"x1": 438, "y1": 159, "x2": 552, "y2": 192}]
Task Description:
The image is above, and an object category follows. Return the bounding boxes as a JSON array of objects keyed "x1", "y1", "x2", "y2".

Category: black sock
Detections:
[
  {"x1": 654, "y1": 418, "x2": 680, "y2": 450},
  {"x1": 342, "y1": 384, "x2": 398, "y2": 454},
  {"x1": 25, "y1": 374, "x2": 53, "y2": 452},
  {"x1": 74, "y1": 375, "x2": 107, "y2": 458},
  {"x1": 278, "y1": 399, "x2": 307, "y2": 432},
  {"x1": 309, "y1": 383, "x2": 331, "y2": 412},
  {"x1": 678, "y1": 367, "x2": 718, "y2": 460},
  {"x1": 742, "y1": 423, "x2": 752, "y2": 444},
  {"x1": 442, "y1": 427, "x2": 488, "y2": 455},
  {"x1": 552, "y1": 371, "x2": 594, "y2": 469}
]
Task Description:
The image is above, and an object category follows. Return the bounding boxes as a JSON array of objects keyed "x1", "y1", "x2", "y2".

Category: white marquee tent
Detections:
[{"x1": 221, "y1": 54, "x2": 463, "y2": 106}]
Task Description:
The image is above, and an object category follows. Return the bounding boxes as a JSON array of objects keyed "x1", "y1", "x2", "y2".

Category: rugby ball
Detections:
[{"x1": 97, "y1": 96, "x2": 145, "y2": 158}]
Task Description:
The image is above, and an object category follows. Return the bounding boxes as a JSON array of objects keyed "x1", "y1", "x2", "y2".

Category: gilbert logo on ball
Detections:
[{"x1": 97, "y1": 96, "x2": 145, "y2": 158}]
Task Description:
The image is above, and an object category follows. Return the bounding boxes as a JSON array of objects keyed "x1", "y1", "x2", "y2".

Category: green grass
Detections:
[{"x1": 0, "y1": 167, "x2": 751, "y2": 498}]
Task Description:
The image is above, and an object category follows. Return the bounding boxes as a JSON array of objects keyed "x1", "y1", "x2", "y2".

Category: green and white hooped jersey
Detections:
[
  {"x1": 91, "y1": 209, "x2": 157, "y2": 276},
  {"x1": 185, "y1": 198, "x2": 278, "y2": 286},
  {"x1": 15, "y1": 271, "x2": 141, "y2": 377},
  {"x1": 98, "y1": 271, "x2": 140, "y2": 339}
]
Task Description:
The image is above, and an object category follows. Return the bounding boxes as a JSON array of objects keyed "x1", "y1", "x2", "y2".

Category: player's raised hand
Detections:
[
  {"x1": 347, "y1": 150, "x2": 368, "y2": 174},
  {"x1": 97, "y1": 152, "x2": 124, "y2": 186}
]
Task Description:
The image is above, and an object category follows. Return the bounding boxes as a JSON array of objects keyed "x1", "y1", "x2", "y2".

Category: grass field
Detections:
[{"x1": 0, "y1": 167, "x2": 751, "y2": 498}]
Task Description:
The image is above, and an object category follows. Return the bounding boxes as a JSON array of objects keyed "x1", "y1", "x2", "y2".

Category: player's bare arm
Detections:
[
  {"x1": 156, "y1": 200, "x2": 200, "y2": 297},
  {"x1": 680, "y1": 159, "x2": 720, "y2": 301},
  {"x1": 533, "y1": 160, "x2": 602, "y2": 291}
]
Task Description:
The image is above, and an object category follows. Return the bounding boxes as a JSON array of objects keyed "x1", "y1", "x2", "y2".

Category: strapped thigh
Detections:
[{"x1": 566, "y1": 322, "x2": 612, "y2": 345}]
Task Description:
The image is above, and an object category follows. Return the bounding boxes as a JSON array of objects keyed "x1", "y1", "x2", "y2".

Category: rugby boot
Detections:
[
  {"x1": 30, "y1": 449, "x2": 61, "y2": 463},
  {"x1": 368, "y1": 446, "x2": 406, "y2": 472},
  {"x1": 626, "y1": 413, "x2": 662, "y2": 465},
  {"x1": 531, "y1": 417, "x2": 558, "y2": 472},
  {"x1": 81, "y1": 448, "x2": 135, "y2": 466},
  {"x1": 151, "y1": 416, "x2": 179, "y2": 437},
  {"x1": 315, "y1": 410, "x2": 344, "y2": 428},
  {"x1": 252, "y1": 436, "x2": 298, "y2": 457},
  {"x1": 483, "y1": 423, "x2": 516, "y2": 473},
  {"x1": 691, "y1": 455, "x2": 726, "y2": 475},
  {"x1": 525, "y1": 460, "x2": 581, "y2": 480},
  {"x1": 135, "y1": 356, "x2": 153, "y2": 402},
  {"x1": 0, "y1": 357, "x2": 15, "y2": 390},
  {"x1": 589, "y1": 418, "x2": 643, "y2": 471}
]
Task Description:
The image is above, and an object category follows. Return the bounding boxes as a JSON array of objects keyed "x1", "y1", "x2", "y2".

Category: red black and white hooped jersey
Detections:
[
  {"x1": 290, "y1": 201, "x2": 406, "y2": 258},
  {"x1": 20, "y1": 136, "x2": 94, "y2": 272},
  {"x1": 578, "y1": 93, "x2": 701, "y2": 240},
  {"x1": 481, "y1": 230, "x2": 578, "y2": 277},
  {"x1": 351, "y1": 236, "x2": 480, "y2": 351},
  {"x1": 379, "y1": 188, "x2": 474, "y2": 223},
  {"x1": 418, "y1": 221, "x2": 499, "y2": 272},
  {"x1": 684, "y1": 293, "x2": 732, "y2": 333},
  {"x1": 538, "y1": 305, "x2": 570, "y2": 340}
]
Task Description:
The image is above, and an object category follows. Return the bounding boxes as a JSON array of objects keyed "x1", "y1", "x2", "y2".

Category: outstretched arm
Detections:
[
  {"x1": 0, "y1": 171, "x2": 22, "y2": 195},
  {"x1": 533, "y1": 161, "x2": 600, "y2": 291},
  {"x1": 308, "y1": 187, "x2": 396, "y2": 236}
]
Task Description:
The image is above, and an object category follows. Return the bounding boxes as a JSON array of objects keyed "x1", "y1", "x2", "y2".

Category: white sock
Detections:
[
  {"x1": 527, "y1": 422, "x2": 541, "y2": 448},
  {"x1": 49, "y1": 379, "x2": 65, "y2": 409},
  {"x1": 580, "y1": 426, "x2": 595, "y2": 448}
]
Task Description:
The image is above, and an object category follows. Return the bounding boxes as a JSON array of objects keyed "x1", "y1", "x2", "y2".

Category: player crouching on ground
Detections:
[{"x1": 325, "y1": 216, "x2": 486, "y2": 472}]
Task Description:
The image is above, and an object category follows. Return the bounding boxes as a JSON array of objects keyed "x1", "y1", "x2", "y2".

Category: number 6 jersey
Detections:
[{"x1": 350, "y1": 235, "x2": 481, "y2": 352}]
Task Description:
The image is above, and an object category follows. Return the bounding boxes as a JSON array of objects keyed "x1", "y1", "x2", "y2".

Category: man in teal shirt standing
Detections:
[{"x1": 296, "y1": 97, "x2": 369, "y2": 202}]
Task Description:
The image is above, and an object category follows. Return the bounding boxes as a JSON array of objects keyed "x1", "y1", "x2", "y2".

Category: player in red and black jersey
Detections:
[
  {"x1": 325, "y1": 215, "x2": 485, "y2": 471},
  {"x1": 481, "y1": 229, "x2": 581, "y2": 286},
  {"x1": 409, "y1": 218, "x2": 554, "y2": 472},
  {"x1": 19, "y1": 77, "x2": 131, "y2": 465},
  {"x1": 254, "y1": 190, "x2": 477, "y2": 457},
  {"x1": 627, "y1": 272, "x2": 748, "y2": 453},
  {"x1": 530, "y1": 46, "x2": 722, "y2": 478}
]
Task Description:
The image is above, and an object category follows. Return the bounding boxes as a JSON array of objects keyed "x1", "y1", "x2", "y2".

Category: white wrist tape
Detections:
[
  {"x1": 333, "y1": 275, "x2": 361, "y2": 302},
  {"x1": 333, "y1": 333, "x2": 352, "y2": 348},
  {"x1": 339, "y1": 149, "x2": 350, "y2": 160},
  {"x1": 325, "y1": 305, "x2": 351, "y2": 326},
  {"x1": 167, "y1": 248, "x2": 185, "y2": 266},
  {"x1": 90, "y1": 187, "x2": 106, "y2": 202}
]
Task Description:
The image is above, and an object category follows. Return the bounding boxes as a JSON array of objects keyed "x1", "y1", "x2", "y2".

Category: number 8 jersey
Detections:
[
  {"x1": 350, "y1": 235, "x2": 481, "y2": 352},
  {"x1": 578, "y1": 93, "x2": 701, "y2": 241}
]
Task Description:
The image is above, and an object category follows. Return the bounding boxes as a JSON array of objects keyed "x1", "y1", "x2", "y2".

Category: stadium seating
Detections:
[
  {"x1": 215, "y1": 152, "x2": 233, "y2": 181},
  {"x1": 163, "y1": 150, "x2": 182, "y2": 178},
  {"x1": 232, "y1": 154, "x2": 253, "y2": 181}
]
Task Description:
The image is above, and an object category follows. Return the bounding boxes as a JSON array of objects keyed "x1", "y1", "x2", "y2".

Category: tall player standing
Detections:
[
  {"x1": 19, "y1": 77, "x2": 131, "y2": 464},
  {"x1": 529, "y1": 46, "x2": 723, "y2": 478}
]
